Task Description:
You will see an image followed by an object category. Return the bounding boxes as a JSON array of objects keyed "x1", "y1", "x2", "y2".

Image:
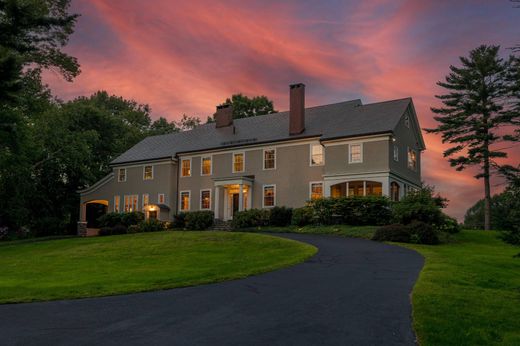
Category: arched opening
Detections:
[
  {"x1": 365, "y1": 181, "x2": 382, "y2": 196},
  {"x1": 330, "y1": 180, "x2": 383, "y2": 197},
  {"x1": 390, "y1": 182, "x2": 400, "y2": 201},
  {"x1": 85, "y1": 200, "x2": 108, "y2": 228}
]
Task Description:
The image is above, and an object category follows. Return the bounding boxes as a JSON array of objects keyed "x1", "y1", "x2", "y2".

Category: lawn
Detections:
[{"x1": 0, "y1": 231, "x2": 316, "y2": 304}]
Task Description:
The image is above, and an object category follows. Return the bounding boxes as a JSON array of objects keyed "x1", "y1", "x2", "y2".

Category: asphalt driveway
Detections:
[{"x1": 0, "y1": 233, "x2": 424, "y2": 346}]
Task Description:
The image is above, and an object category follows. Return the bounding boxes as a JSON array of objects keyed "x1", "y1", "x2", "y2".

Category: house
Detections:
[{"x1": 78, "y1": 84, "x2": 425, "y2": 235}]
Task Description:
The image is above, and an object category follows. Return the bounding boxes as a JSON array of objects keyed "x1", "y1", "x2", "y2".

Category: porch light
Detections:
[{"x1": 149, "y1": 205, "x2": 156, "y2": 211}]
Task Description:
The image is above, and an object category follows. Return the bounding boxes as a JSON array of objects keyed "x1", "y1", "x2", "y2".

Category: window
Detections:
[
  {"x1": 349, "y1": 143, "x2": 362, "y2": 163},
  {"x1": 158, "y1": 193, "x2": 165, "y2": 204},
  {"x1": 142, "y1": 194, "x2": 149, "y2": 208},
  {"x1": 233, "y1": 152, "x2": 244, "y2": 173},
  {"x1": 404, "y1": 114, "x2": 410, "y2": 128},
  {"x1": 201, "y1": 156, "x2": 212, "y2": 175},
  {"x1": 390, "y1": 182, "x2": 400, "y2": 202},
  {"x1": 393, "y1": 145, "x2": 399, "y2": 161},
  {"x1": 310, "y1": 144, "x2": 324, "y2": 166},
  {"x1": 408, "y1": 148, "x2": 417, "y2": 170},
  {"x1": 124, "y1": 195, "x2": 138, "y2": 212},
  {"x1": 118, "y1": 168, "x2": 126, "y2": 182},
  {"x1": 114, "y1": 196, "x2": 120, "y2": 212},
  {"x1": 263, "y1": 185, "x2": 275, "y2": 207},
  {"x1": 200, "y1": 189, "x2": 211, "y2": 210},
  {"x1": 263, "y1": 149, "x2": 276, "y2": 170},
  {"x1": 180, "y1": 191, "x2": 190, "y2": 211},
  {"x1": 310, "y1": 182, "x2": 323, "y2": 200},
  {"x1": 143, "y1": 165, "x2": 153, "y2": 180},
  {"x1": 181, "y1": 158, "x2": 191, "y2": 177}
]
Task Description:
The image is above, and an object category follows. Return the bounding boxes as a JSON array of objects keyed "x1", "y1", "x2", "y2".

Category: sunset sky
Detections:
[{"x1": 44, "y1": 0, "x2": 520, "y2": 220}]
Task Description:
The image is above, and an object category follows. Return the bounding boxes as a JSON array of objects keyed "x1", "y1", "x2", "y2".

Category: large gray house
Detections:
[{"x1": 78, "y1": 84, "x2": 425, "y2": 235}]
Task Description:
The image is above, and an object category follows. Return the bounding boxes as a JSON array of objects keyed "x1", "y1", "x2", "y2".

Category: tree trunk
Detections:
[{"x1": 484, "y1": 171, "x2": 491, "y2": 231}]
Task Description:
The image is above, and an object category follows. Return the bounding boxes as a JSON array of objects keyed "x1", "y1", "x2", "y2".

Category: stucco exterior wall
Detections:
[{"x1": 323, "y1": 140, "x2": 389, "y2": 176}]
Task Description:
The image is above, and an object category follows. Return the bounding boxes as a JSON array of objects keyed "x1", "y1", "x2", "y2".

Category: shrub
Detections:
[
  {"x1": 111, "y1": 224, "x2": 128, "y2": 235},
  {"x1": 98, "y1": 213, "x2": 123, "y2": 228},
  {"x1": 172, "y1": 212, "x2": 187, "y2": 229},
  {"x1": 184, "y1": 211, "x2": 214, "y2": 230},
  {"x1": 372, "y1": 224, "x2": 410, "y2": 242},
  {"x1": 269, "y1": 206, "x2": 293, "y2": 226},
  {"x1": 127, "y1": 225, "x2": 140, "y2": 234},
  {"x1": 309, "y1": 198, "x2": 336, "y2": 225},
  {"x1": 291, "y1": 207, "x2": 314, "y2": 226},
  {"x1": 31, "y1": 217, "x2": 67, "y2": 237},
  {"x1": 436, "y1": 214, "x2": 460, "y2": 234},
  {"x1": 392, "y1": 186, "x2": 446, "y2": 225},
  {"x1": 407, "y1": 221, "x2": 439, "y2": 245},
  {"x1": 121, "y1": 212, "x2": 145, "y2": 227},
  {"x1": 139, "y1": 219, "x2": 165, "y2": 232},
  {"x1": 232, "y1": 209, "x2": 270, "y2": 229},
  {"x1": 99, "y1": 227, "x2": 113, "y2": 236}
]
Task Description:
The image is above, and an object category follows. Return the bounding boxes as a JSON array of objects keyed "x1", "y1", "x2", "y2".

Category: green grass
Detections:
[
  {"x1": 0, "y1": 231, "x2": 316, "y2": 304},
  {"x1": 238, "y1": 224, "x2": 377, "y2": 239}
]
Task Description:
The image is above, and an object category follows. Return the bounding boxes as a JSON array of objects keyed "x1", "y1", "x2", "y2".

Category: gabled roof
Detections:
[{"x1": 111, "y1": 97, "x2": 416, "y2": 165}]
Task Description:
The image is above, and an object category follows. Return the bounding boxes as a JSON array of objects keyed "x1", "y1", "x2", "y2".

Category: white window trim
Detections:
[
  {"x1": 118, "y1": 168, "x2": 127, "y2": 182},
  {"x1": 142, "y1": 193, "x2": 149, "y2": 208},
  {"x1": 262, "y1": 148, "x2": 276, "y2": 170},
  {"x1": 232, "y1": 152, "x2": 245, "y2": 173},
  {"x1": 407, "y1": 147, "x2": 417, "y2": 171},
  {"x1": 348, "y1": 143, "x2": 363, "y2": 164},
  {"x1": 179, "y1": 190, "x2": 191, "y2": 212},
  {"x1": 124, "y1": 194, "x2": 139, "y2": 212},
  {"x1": 199, "y1": 189, "x2": 212, "y2": 210},
  {"x1": 158, "y1": 193, "x2": 165, "y2": 204},
  {"x1": 309, "y1": 143, "x2": 325, "y2": 166},
  {"x1": 393, "y1": 145, "x2": 399, "y2": 162},
  {"x1": 262, "y1": 184, "x2": 276, "y2": 208},
  {"x1": 309, "y1": 181, "x2": 324, "y2": 200},
  {"x1": 181, "y1": 158, "x2": 192, "y2": 177},
  {"x1": 200, "y1": 155, "x2": 213, "y2": 176},
  {"x1": 143, "y1": 165, "x2": 154, "y2": 180},
  {"x1": 113, "y1": 195, "x2": 120, "y2": 212}
]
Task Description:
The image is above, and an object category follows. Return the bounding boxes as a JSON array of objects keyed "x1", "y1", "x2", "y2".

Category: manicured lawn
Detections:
[
  {"x1": 239, "y1": 224, "x2": 377, "y2": 239},
  {"x1": 0, "y1": 231, "x2": 316, "y2": 304}
]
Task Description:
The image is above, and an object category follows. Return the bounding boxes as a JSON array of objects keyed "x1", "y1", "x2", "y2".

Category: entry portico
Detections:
[{"x1": 213, "y1": 176, "x2": 254, "y2": 221}]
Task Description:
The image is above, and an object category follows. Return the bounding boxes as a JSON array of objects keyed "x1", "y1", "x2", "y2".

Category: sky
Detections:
[{"x1": 44, "y1": 0, "x2": 520, "y2": 220}]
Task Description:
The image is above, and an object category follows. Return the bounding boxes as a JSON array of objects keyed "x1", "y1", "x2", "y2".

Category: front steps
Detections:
[{"x1": 212, "y1": 219, "x2": 233, "y2": 231}]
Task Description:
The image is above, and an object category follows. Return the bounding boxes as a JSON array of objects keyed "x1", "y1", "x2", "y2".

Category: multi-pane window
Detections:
[
  {"x1": 124, "y1": 195, "x2": 138, "y2": 212},
  {"x1": 310, "y1": 144, "x2": 324, "y2": 166},
  {"x1": 201, "y1": 156, "x2": 212, "y2": 175},
  {"x1": 180, "y1": 191, "x2": 190, "y2": 211},
  {"x1": 263, "y1": 185, "x2": 275, "y2": 207},
  {"x1": 310, "y1": 182, "x2": 323, "y2": 200},
  {"x1": 114, "y1": 196, "x2": 120, "y2": 212},
  {"x1": 200, "y1": 190, "x2": 211, "y2": 210},
  {"x1": 264, "y1": 149, "x2": 276, "y2": 170},
  {"x1": 118, "y1": 168, "x2": 126, "y2": 182},
  {"x1": 143, "y1": 165, "x2": 153, "y2": 180},
  {"x1": 181, "y1": 159, "x2": 191, "y2": 177},
  {"x1": 393, "y1": 145, "x2": 399, "y2": 161},
  {"x1": 233, "y1": 153, "x2": 244, "y2": 173},
  {"x1": 408, "y1": 148, "x2": 417, "y2": 170},
  {"x1": 158, "y1": 193, "x2": 165, "y2": 204},
  {"x1": 349, "y1": 144, "x2": 362, "y2": 163},
  {"x1": 142, "y1": 194, "x2": 149, "y2": 208}
]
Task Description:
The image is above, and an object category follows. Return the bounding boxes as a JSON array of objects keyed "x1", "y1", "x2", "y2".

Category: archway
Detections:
[
  {"x1": 329, "y1": 180, "x2": 383, "y2": 197},
  {"x1": 85, "y1": 200, "x2": 108, "y2": 228}
]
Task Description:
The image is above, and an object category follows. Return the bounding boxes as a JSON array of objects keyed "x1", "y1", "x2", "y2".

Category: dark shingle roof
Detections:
[{"x1": 111, "y1": 98, "x2": 412, "y2": 165}]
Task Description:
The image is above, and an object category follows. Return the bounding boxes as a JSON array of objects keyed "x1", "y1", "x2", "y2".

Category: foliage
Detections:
[
  {"x1": 426, "y1": 45, "x2": 520, "y2": 230},
  {"x1": 98, "y1": 212, "x2": 144, "y2": 228},
  {"x1": 149, "y1": 117, "x2": 179, "y2": 135},
  {"x1": 172, "y1": 212, "x2": 187, "y2": 228},
  {"x1": 127, "y1": 225, "x2": 140, "y2": 234},
  {"x1": 291, "y1": 207, "x2": 314, "y2": 226},
  {"x1": 436, "y1": 214, "x2": 460, "y2": 234},
  {"x1": 372, "y1": 221, "x2": 439, "y2": 245},
  {"x1": 372, "y1": 224, "x2": 411, "y2": 242},
  {"x1": 121, "y1": 212, "x2": 145, "y2": 227},
  {"x1": 392, "y1": 186, "x2": 446, "y2": 225},
  {"x1": 175, "y1": 114, "x2": 201, "y2": 131},
  {"x1": 232, "y1": 209, "x2": 270, "y2": 229},
  {"x1": 220, "y1": 93, "x2": 277, "y2": 119},
  {"x1": 138, "y1": 219, "x2": 166, "y2": 233},
  {"x1": 184, "y1": 211, "x2": 214, "y2": 230},
  {"x1": 269, "y1": 206, "x2": 293, "y2": 227}
]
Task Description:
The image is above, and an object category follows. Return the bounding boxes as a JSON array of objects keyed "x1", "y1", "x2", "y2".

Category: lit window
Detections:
[
  {"x1": 114, "y1": 196, "x2": 120, "y2": 212},
  {"x1": 393, "y1": 145, "x2": 399, "y2": 161},
  {"x1": 158, "y1": 193, "x2": 165, "y2": 204},
  {"x1": 181, "y1": 159, "x2": 191, "y2": 177},
  {"x1": 408, "y1": 148, "x2": 417, "y2": 170},
  {"x1": 233, "y1": 153, "x2": 244, "y2": 173},
  {"x1": 390, "y1": 182, "x2": 400, "y2": 202},
  {"x1": 124, "y1": 195, "x2": 138, "y2": 212},
  {"x1": 349, "y1": 144, "x2": 362, "y2": 163},
  {"x1": 118, "y1": 168, "x2": 126, "y2": 182},
  {"x1": 201, "y1": 156, "x2": 212, "y2": 175},
  {"x1": 263, "y1": 185, "x2": 275, "y2": 207},
  {"x1": 180, "y1": 191, "x2": 190, "y2": 211},
  {"x1": 143, "y1": 165, "x2": 153, "y2": 180},
  {"x1": 310, "y1": 182, "x2": 323, "y2": 200},
  {"x1": 310, "y1": 144, "x2": 324, "y2": 166},
  {"x1": 200, "y1": 190, "x2": 211, "y2": 210},
  {"x1": 264, "y1": 149, "x2": 276, "y2": 170},
  {"x1": 142, "y1": 194, "x2": 149, "y2": 208}
]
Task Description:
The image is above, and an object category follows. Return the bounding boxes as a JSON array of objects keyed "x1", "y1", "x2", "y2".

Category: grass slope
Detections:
[
  {"x1": 0, "y1": 231, "x2": 316, "y2": 304},
  {"x1": 240, "y1": 224, "x2": 377, "y2": 239}
]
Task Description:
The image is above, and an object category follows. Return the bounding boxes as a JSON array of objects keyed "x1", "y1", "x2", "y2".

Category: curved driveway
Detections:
[{"x1": 0, "y1": 233, "x2": 423, "y2": 346}]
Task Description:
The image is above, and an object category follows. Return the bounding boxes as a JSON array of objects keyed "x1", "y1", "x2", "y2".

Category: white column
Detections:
[
  {"x1": 346, "y1": 182, "x2": 349, "y2": 197},
  {"x1": 214, "y1": 186, "x2": 220, "y2": 219},
  {"x1": 239, "y1": 183, "x2": 244, "y2": 211},
  {"x1": 382, "y1": 178, "x2": 390, "y2": 197},
  {"x1": 363, "y1": 181, "x2": 367, "y2": 196},
  {"x1": 323, "y1": 181, "x2": 332, "y2": 197},
  {"x1": 247, "y1": 185, "x2": 252, "y2": 210}
]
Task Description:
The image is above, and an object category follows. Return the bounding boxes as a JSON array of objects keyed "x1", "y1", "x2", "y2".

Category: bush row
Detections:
[
  {"x1": 99, "y1": 218, "x2": 166, "y2": 236},
  {"x1": 372, "y1": 222, "x2": 440, "y2": 245},
  {"x1": 172, "y1": 211, "x2": 214, "y2": 230}
]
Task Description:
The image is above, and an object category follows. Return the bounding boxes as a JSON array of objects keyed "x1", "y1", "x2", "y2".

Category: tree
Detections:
[
  {"x1": 220, "y1": 94, "x2": 277, "y2": 119},
  {"x1": 150, "y1": 117, "x2": 179, "y2": 135},
  {"x1": 426, "y1": 45, "x2": 520, "y2": 230},
  {"x1": 175, "y1": 114, "x2": 201, "y2": 131}
]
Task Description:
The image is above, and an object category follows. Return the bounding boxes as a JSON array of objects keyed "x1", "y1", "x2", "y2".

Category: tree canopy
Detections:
[{"x1": 219, "y1": 93, "x2": 277, "y2": 119}]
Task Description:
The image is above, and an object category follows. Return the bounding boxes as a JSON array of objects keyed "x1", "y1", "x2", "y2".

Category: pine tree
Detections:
[{"x1": 426, "y1": 45, "x2": 519, "y2": 230}]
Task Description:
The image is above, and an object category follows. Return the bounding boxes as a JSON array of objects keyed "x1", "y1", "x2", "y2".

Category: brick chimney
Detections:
[
  {"x1": 289, "y1": 83, "x2": 305, "y2": 135},
  {"x1": 215, "y1": 104, "x2": 233, "y2": 128}
]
